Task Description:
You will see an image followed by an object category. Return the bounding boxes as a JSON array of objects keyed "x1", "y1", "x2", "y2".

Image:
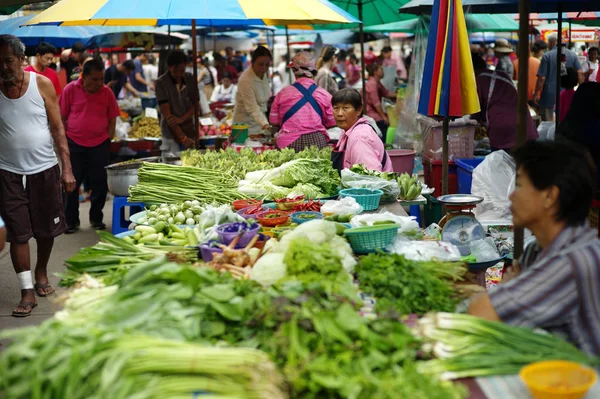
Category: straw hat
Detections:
[{"x1": 494, "y1": 39, "x2": 513, "y2": 54}]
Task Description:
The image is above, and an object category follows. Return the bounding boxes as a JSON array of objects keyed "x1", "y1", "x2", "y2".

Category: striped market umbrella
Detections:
[
  {"x1": 25, "y1": 0, "x2": 359, "y2": 27},
  {"x1": 418, "y1": 0, "x2": 480, "y2": 195}
]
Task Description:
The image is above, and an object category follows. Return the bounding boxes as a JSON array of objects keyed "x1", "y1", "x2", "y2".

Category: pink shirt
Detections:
[
  {"x1": 365, "y1": 77, "x2": 391, "y2": 122},
  {"x1": 335, "y1": 117, "x2": 393, "y2": 172},
  {"x1": 24, "y1": 65, "x2": 61, "y2": 95},
  {"x1": 60, "y1": 79, "x2": 120, "y2": 147},
  {"x1": 269, "y1": 77, "x2": 336, "y2": 148},
  {"x1": 559, "y1": 89, "x2": 575, "y2": 123}
]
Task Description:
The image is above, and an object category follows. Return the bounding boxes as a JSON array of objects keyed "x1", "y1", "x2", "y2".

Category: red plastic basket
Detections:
[{"x1": 423, "y1": 158, "x2": 458, "y2": 195}]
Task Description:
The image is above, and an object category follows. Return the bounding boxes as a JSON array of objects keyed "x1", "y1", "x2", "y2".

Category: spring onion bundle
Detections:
[
  {"x1": 59, "y1": 231, "x2": 197, "y2": 287},
  {"x1": 0, "y1": 326, "x2": 287, "y2": 399},
  {"x1": 415, "y1": 313, "x2": 598, "y2": 380},
  {"x1": 128, "y1": 162, "x2": 246, "y2": 204}
]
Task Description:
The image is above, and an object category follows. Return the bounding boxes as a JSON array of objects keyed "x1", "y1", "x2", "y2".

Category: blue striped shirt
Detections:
[{"x1": 490, "y1": 225, "x2": 600, "y2": 357}]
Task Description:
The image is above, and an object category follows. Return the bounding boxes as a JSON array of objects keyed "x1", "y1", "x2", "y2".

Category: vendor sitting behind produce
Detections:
[
  {"x1": 232, "y1": 46, "x2": 272, "y2": 135},
  {"x1": 331, "y1": 88, "x2": 393, "y2": 173},
  {"x1": 468, "y1": 140, "x2": 600, "y2": 357},
  {"x1": 210, "y1": 72, "x2": 237, "y2": 103},
  {"x1": 155, "y1": 50, "x2": 200, "y2": 156},
  {"x1": 269, "y1": 52, "x2": 336, "y2": 152}
]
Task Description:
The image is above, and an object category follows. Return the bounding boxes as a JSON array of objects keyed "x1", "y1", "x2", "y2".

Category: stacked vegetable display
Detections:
[{"x1": 128, "y1": 162, "x2": 245, "y2": 204}]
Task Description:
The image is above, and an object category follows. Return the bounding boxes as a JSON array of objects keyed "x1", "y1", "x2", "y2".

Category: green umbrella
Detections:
[
  {"x1": 364, "y1": 13, "x2": 519, "y2": 33},
  {"x1": 0, "y1": 5, "x2": 21, "y2": 14},
  {"x1": 313, "y1": 0, "x2": 413, "y2": 30}
]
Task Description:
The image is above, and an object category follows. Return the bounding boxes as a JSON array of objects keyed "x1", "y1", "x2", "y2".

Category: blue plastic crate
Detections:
[{"x1": 455, "y1": 158, "x2": 485, "y2": 194}]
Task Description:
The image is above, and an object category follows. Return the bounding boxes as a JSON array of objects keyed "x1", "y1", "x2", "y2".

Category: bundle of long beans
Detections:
[{"x1": 128, "y1": 162, "x2": 246, "y2": 204}]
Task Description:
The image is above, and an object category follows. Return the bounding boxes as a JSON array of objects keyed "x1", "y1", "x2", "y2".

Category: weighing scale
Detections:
[
  {"x1": 437, "y1": 194, "x2": 485, "y2": 256},
  {"x1": 437, "y1": 194, "x2": 507, "y2": 287}
]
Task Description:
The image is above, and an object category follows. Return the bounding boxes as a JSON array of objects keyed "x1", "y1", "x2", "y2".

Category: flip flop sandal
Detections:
[
  {"x1": 12, "y1": 301, "x2": 38, "y2": 318},
  {"x1": 34, "y1": 283, "x2": 55, "y2": 297}
]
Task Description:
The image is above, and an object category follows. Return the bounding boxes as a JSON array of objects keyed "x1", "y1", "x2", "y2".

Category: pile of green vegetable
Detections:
[
  {"x1": 2, "y1": 260, "x2": 466, "y2": 399},
  {"x1": 138, "y1": 201, "x2": 204, "y2": 226},
  {"x1": 342, "y1": 164, "x2": 400, "y2": 203},
  {"x1": 125, "y1": 223, "x2": 199, "y2": 247},
  {"x1": 356, "y1": 253, "x2": 466, "y2": 315},
  {"x1": 416, "y1": 313, "x2": 598, "y2": 380},
  {"x1": 128, "y1": 162, "x2": 245, "y2": 204},
  {"x1": 239, "y1": 158, "x2": 340, "y2": 200},
  {"x1": 58, "y1": 232, "x2": 196, "y2": 287},
  {"x1": 398, "y1": 173, "x2": 423, "y2": 201},
  {"x1": 181, "y1": 146, "x2": 332, "y2": 181},
  {"x1": 0, "y1": 325, "x2": 287, "y2": 399}
]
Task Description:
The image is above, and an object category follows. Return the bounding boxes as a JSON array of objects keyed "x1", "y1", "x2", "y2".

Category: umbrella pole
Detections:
[
  {"x1": 556, "y1": 3, "x2": 562, "y2": 130},
  {"x1": 285, "y1": 26, "x2": 291, "y2": 61},
  {"x1": 442, "y1": 118, "x2": 449, "y2": 195},
  {"x1": 568, "y1": 20, "x2": 572, "y2": 49},
  {"x1": 514, "y1": 0, "x2": 531, "y2": 261},
  {"x1": 358, "y1": 0, "x2": 366, "y2": 101},
  {"x1": 168, "y1": 25, "x2": 172, "y2": 50},
  {"x1": 213, "y1": 28, "x2": 217, "y2": 53},
  {"x1": 192, "y1": 20, "x2": 199, "y2": 149}
]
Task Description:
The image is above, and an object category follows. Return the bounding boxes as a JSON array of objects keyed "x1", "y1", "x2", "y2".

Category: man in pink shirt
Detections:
[
  {"x1": 59, "y1": 58, "x2": 120, "y2": 233},
  {"x1": 24, "y1": 42, "x2": 61, "y2": 95},
  {"x1": 270, "y1": 52, "x2": 336, "y2": 152}
]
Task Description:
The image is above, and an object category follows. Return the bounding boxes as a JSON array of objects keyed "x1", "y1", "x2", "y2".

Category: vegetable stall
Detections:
[{"x1": 1, "y1": 147, "x2": 597, "y2": 399}]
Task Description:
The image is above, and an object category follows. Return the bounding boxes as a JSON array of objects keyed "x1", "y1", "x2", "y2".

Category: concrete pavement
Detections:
[{"x1": 0, "y1": 199, "x2": 113, "y2": 331}]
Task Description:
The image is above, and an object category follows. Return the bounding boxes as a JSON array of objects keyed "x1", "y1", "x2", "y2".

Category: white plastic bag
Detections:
[
  {"x1": 350, "y1": 210, "x2": 420, "y2": 235},
  {"x1": 341, "y1": 169, "x2": 400, "y2": 204},
  {"x1": 115, "y1": 118, "x2": 130, "y2": 141},
  {"x1": 320, "y1": 197, "x2": 362, "y2": 215},
  {"x1": 386, "y1": 239, "x2": 462, "y2": 262},
  {"x1": 471, "y1": 151, "x2": 516, "y2": 221},
  {"x1": 469, "y1": 238, "x2": 500, "y2": 262},
  {"x1": 537, "y1": 122, "x2": 555, "y2": 141}
]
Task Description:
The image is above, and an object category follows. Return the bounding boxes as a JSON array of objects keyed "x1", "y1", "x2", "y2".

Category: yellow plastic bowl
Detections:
[{"x1": 520, "y1": 361, "x2": 597, "y2": 399}]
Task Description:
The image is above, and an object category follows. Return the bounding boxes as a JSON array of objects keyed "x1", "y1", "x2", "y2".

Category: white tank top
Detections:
[{"x1": 0, "y1": 72, "x2": 58, "y2": 175}]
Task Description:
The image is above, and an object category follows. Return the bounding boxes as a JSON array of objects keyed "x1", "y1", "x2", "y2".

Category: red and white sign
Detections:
[{"x1": 541, "y1": 28, "x2": 600, "y2": 42}]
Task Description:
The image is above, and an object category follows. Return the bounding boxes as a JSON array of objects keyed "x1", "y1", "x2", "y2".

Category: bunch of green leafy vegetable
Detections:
[
  {"x1": 13, "y1": 260, "x2": 465, "y2": 399},
  {"x1": 356, "y1": 253, "x2": 462, "y2": 315},
  {"x1": 181, "y1": 146, "x2": 333, "y2": 181},
  {"x1": 58, "y1": 231, "x2": 196, "y2": 287},
  {"x1": 350, "y1": 163, "x2": 398, "y2": 181}
]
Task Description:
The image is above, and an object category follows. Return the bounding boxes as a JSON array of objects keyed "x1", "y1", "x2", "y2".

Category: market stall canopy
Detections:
[
  {"x1": 364, "y1": 13, "x2": 518, "y2": 33},
  {"x1": 514, "y1": 12, "x2": 600, "y2": 20},
  {"x1": 400, "y1": 0, "x2": 598, "y2": 14},
  {"x1": 0, "y1": 15, "x2": 105, "y2": 48},
  {"x1": 25, "y1": 0, "x2": 361, "y2": 27},
  {"x1": 0, "y1": 15, "x2": 187, "y2": 49}
]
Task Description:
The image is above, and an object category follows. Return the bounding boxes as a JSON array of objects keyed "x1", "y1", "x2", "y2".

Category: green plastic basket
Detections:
[
  {"x1": 339, "y1": 188, "x2": 383, "y2": 211},
  {"x1": 343, "y1": 225, "x2": 400, "y2": 254}
]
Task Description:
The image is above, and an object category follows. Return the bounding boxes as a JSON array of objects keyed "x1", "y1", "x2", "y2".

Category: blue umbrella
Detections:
[{"x1": 0, "y1": 15, "x2": 103, "y2": 48}]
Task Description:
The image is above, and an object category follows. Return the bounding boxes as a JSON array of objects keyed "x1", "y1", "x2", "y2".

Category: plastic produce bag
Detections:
[
  {"x1": 386, "y1": 239, "x2": 462, "y2": 262},
  {"x1": 350, "y1": 210, "x2": 420, "y2": 236},
  {"x1": 471, "y1": 150, "x2": 516, "y2": 221},
  {"x1": 341, "y1": 169, "x2": 400, "y2": 204},
  {"x1": 537, "y1": 122, "x2": 555, "y2": 141},
  {"x1": 115, "y1": 118, "x2": 130, "y2": 141},
  {"x1": 469, "y1": 238, "x2": 500, "y2": 262},
  {"x1": 321, "y1": 197, "x2": 362, "y2": 215}
]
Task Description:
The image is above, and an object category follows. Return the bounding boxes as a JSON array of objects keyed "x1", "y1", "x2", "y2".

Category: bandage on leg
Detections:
[{"x1": 17, "y1": 271, "x2": 33, "y2": 290}]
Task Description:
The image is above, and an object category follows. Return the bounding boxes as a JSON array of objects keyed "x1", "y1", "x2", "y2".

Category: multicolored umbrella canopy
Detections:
[
  {"x1": 25, "y1": 0, "x2": 360, "y2": 27},
  {"x1": 418, "y1": 0, "x2": 480, "y2": 118},
  {"x1": 364, "y1": 13, "x2": 519, "y2": 33}
]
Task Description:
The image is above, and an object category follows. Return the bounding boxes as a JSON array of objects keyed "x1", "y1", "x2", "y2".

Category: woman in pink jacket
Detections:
[{"x1": 331, "y1": 88, "x2": 393, "y2": 173}]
